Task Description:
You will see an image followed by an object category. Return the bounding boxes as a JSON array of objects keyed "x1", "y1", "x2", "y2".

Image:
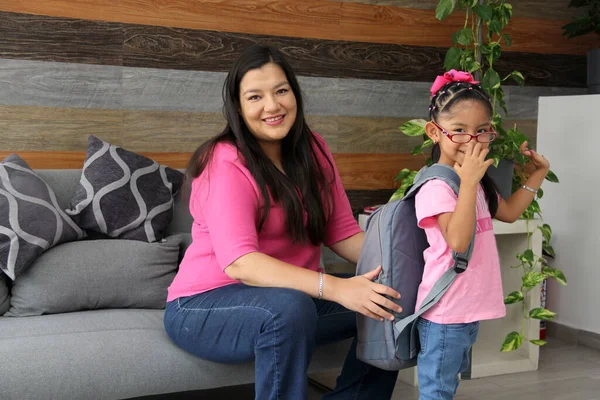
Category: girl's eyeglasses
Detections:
[{"x1": 431, "y1": 121, "x2": 497, "y2": 144}]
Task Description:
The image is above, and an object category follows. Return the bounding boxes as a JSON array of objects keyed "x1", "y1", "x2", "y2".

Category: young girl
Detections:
[{"x1": 415, "y1": 70, "x2": 551, "y2": 400}]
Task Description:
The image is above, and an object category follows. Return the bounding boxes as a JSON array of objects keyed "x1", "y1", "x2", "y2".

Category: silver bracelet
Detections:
[
  {"x1": 521, "y1": 185, "x2": 538, "y2": 194},
  {"x1": 318, "y1": 272, "x2": 324, "y2": 300}
]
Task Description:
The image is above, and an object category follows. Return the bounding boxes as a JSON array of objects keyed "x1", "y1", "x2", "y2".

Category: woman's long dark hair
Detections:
[
  {"x1": 186, "y1": 45, "x2": 334, "y2": 245},
  {"x1": 429, "y1": 81, "x2": 499, "y2": 217}
]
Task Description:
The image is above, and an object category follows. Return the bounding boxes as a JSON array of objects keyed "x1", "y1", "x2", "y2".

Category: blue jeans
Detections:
[
  {"x1": 416, "y1": 318, "x2": 480, "y2": 400},
  {"x1": 164, "y1": 281, "x2": 398, "y2": 400}
]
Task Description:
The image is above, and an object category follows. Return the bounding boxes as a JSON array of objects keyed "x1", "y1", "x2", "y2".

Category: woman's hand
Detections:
[
  {"x1": 520, "y1": 141, "x2": 550, "y2": 171},
  {"x1": 454, "y1": 141, "x2": 495, "y2": 187},
  {"x1": 331, "y1": 266, "x2": 402, "y2": 321}
]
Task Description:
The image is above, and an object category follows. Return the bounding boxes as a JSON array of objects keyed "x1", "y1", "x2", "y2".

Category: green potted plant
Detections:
[
  {"x1": 561, "y1": 0, "x2": 600, "y2": 94},
  {"x1": 392, "y1": 0, "x2": 566, "y2": 352}
]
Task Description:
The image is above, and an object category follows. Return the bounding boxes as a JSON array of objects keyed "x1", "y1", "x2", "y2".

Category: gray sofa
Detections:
[{"x1": 0, "y1": 169, "x2": 350, "y2": 400}]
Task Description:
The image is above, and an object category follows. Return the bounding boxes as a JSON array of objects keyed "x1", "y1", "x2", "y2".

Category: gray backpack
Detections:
[{"x1": 355, "y1": 164, "x2": 476, "y2": 371}]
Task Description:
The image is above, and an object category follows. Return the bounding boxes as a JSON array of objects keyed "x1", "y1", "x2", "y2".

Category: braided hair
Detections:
[{"x1": 429, "y1": 81, "x2": 500, "y2": 216}]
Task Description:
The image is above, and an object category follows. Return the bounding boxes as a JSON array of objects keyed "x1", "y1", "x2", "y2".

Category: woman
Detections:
[{"x1": 164, "y1": 45, "x2": 400, "y2": 399}]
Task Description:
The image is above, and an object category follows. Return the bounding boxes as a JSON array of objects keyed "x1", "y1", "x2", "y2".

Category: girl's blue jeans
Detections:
[
  {"x1": 164, "y1": 278, "x2": 399, "y2": 400},
  {"x1": 416, "y1": 318, "x2": 480, "y2": 400}
]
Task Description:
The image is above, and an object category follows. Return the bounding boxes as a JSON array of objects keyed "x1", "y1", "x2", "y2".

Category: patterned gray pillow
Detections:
[
  {"x1": 66, "y1": 136, "x2": 184, "y2": 242},
  {"x1": 0, "y1": 154, "x2": 85, "y2": 280}
]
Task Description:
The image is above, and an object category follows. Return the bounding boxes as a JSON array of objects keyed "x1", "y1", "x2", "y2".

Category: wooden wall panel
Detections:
[
  {"x1": 0, "y1": 13, "x2": 584, "y2": 87},
  {"x1": 122, "y1": 23, "x2": 586, "y2": 87},
  {"x1": 0, "y1": 1, "x2": 342, "y2": 43},
  {"x1": 0, "y1": 12, "x2": 122, "y2": 65},
  {"x1": 339, "y1": 2, "x2": 596, "y2": 55},
  {"x1": 0, "y1": 106, "x2": 123, "y2": 151},
  {"x1": 334, "y1": 153, "x2": 426, "y2": 189},
  {"x1": 0, "y1": 59, "x2": 122, "y2": 109},
  {"x1": 0, "y1": 0, "x2": 587, "y2": 193},
  {"x1": 122, "y1": 24, "x2": 446, "y2": 82},
  {"x1": 0, "y1": 104, "x2": 539, "y2": 154},
  {"x1": 342, "y1": 0, "x2": 583, "y2": 20},
  {"x1": 0, "y1": 151, "x2": 424, "y2": 190},
  {"x1": 0, "y1": 0, "x2": 595, "y2": 55},
  {"x1": 346, "y1": 189, "x2": 395, "y2": 215},
  {"x1": 0, "y1": 57, "x2": 585, "y2": 125},
  {"x1": 498, "y1": 51, "x2": 586, "y2": 89},
  {"x1": 122, "y1": 112, "x2": 337, "y2": 153}
]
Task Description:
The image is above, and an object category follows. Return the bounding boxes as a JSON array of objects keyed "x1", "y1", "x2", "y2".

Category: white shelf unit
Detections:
[{"x1": 358, "y1": 215, "x2": 542, "y2": 385}]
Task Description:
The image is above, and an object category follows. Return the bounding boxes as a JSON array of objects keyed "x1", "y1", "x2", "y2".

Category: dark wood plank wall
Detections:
[{"x1": 0, "y1": 0, "x2": 591, "y2": 209}]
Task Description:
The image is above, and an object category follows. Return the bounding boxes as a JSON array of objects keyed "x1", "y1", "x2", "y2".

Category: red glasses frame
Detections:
[{"x1": 431, "y1": 121, "x2": 497, "y2": 144}]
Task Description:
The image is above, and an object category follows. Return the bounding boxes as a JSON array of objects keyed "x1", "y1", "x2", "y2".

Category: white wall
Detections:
[{"x1": 537, "y1": 94, "x2": 600, "y2": 335}]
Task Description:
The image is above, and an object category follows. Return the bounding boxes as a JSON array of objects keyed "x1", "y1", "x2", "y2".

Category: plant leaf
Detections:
[
  {"x1": 527, "y1": 199, "x2": 542, "y2": 216},
  {"x1": 522, "y1": 271, "x2": 546, "y2": 289},
  {"x1": 501, "y1": 33, "x2": 512, "y2": 47},
  {"x1": 473, "y1": 3, "x2": 493, "y2": 21},
  {"x1": 411, "y1": 144, "x2": 423, "y2": 156},
  {"x1": 492, "y1": 155, "x2": 501, "y2": 168},
  {"x1": 545, "y1": 170, "x2": 560, "y2": 183},
  {"x1": 452, "y1": 30, "x2": 461, "y2": 46},
  {"x1": 496, "y1": 88, "x2": 508, "y2": 115},
  {"x1": 411, "y1": 138, "x2": 433, "y2": 155},
  {"x1": 517, "y1": 249, "x2": 535, "y2": 263},
  {"x1": 504, "y1": 291, "x2": 524, "y2": 304},
  {"x1": 389, "y1": 188, "x2": 404, "y2": 202},
  {"x1": 542, "y1": 265, "x2": 568, "y2": 285},
  {"x1": 436, "y1": 0, "x2": 457, "y2": 21},
  {"x1": 538, "y1": 224, "x2": 552, "y2": 243},
  {"x1": 460, "y1": 49, "x2": 475, "y2": 71},
  {"x1": 482, "y1": 69, "x2": 501, "y2": 91},
  {"x1": 457, "y1": 28, "x2": 473, "y2": 46},
  {"x1": 531, "y1": 339, "x2": 547, "y2": 346},
  {"x1": 468, "y1": 60, "x2": 482, "y2": 74},
  {"x1": 400, "y1": 119, "x2": 427, "y2": 137},
  {"x1": 501, "y1": 3, "x2": 513, "y2": 26},
  {"x1": 394, "y1": 168, "x2": 412, "y2": 182},
  {"x1": 444, "y1": 47, "x2": 462, "y2": 70},
  {"x1": 542, "y1": 242, "x2": 556, "y2": 258},
  {"x1": 536, "y1": 187, "x2": 544, "y2": 199},
  {"x1": 501, "y1": 331, "x2": 523, "y2": 352},
  {"x1": 391, "y1": 170, "x2": 418, "y2": 201},
  {"x1": 511, "y1": 71, "x2": 525, "y2": 87},
  {"x1": 488, "y1": 19, "x2": 502, "y2": 34},
  {"x1": 488, "y1": 43, "x2": 502, "y2": 64},
  {"x1": 529, "y1": 307, "x2": 557, "y2": 321}
]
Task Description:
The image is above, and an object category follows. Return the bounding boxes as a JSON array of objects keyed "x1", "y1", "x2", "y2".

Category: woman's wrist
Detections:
[{"x1": 322, "y1": 273, "x2": 341, "y2": 302}]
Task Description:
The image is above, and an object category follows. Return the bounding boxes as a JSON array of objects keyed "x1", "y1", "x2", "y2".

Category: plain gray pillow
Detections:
[
  {"x1": 0, "y1": 273, "x2": 9, "y2": 315},
  {"x1": 6, "y1": 234, "x2": 183, "y2": 317}
]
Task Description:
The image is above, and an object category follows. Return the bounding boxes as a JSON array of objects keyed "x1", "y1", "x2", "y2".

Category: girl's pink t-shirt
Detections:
[
  {"x1": 167, "y1": 133, "x2": 362, "y2": 302},
  {"x1": 414, "y1": 180, "x2": 506, "y2": 324}
]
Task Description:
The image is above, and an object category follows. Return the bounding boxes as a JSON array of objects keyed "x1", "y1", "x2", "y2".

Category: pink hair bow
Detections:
[{"x1": 430, "y1": 70, "x2": 479, "y2": 96}]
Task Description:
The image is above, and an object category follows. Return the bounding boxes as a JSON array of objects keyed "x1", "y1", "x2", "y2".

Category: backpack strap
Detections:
[
  {"x1": 403, "y1": 163, "x2": 461, "y2": 200},
  {"x1": 393, "y1": 164, "x2": 477, "y2": 337}
]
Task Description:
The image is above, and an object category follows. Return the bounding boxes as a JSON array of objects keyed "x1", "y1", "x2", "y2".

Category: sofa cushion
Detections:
[
  {"x1": 66, "y1": 135, "x2": 184, "y2": 242},
  {"x1": 0, "y1": 309, "x2": 351, "y2": 399},
  {"x1": 0, "y1": 154, "x2": 85, "y2": 280},
  {"x1": 0, "y1": 273, "x2": 9, "y2": 315},
  {"x1": 6, "y1": 234, "x2": 183, "y2": 317}
]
